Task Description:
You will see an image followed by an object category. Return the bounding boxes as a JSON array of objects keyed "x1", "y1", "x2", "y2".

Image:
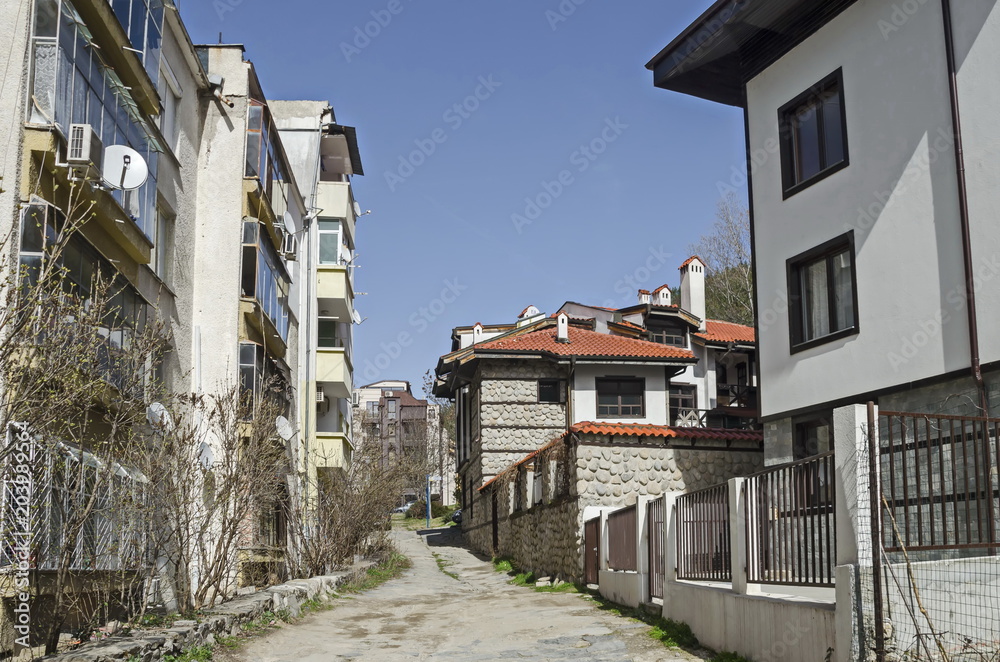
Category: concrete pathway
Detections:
[{"x1": 227, "y1": 526, "x2": 706, "y2": 661}]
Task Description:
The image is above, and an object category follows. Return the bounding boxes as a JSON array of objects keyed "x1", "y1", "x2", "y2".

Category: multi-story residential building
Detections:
[
  {"x1": 434, "y1": 257, "x2": 756, "y2": 554},
  {"x1": 273, "y1": 101, "x2": 364, "y2": 497},
  {"x1": 647, "y1": 0, "x2": 1000, "y2": 462},
  {"x1": 354, "y1": 381, "x2": 454, "y2": 504}
]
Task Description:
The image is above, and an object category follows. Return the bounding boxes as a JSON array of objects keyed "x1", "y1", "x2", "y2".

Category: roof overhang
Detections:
[
  {"x1": 646, "y1": 0, "x2": 858, "y2": 107},
  {"x1": 321, "y1": 124, "x2": 364, "y2": 176}
]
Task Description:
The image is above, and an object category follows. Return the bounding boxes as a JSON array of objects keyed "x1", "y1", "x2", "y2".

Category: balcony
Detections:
[
  {"x1": 716, "y1": 384, "x2": 757, "y2": 410},
  {"x1": 316, "y1": 180, "x2": 356, "y2": 246},
  {"x1": 314, "y1": 432, "x2": 354, "y2": 470},
  {"x1": 316, "y1": 347, "x2": 352, "y2": 399},
  {"x1": 317, "y1": 265, "x2": 353, "y2": 321},
  {"x1": 674, "y1": 408, "x2": 758, "y2": 431}
]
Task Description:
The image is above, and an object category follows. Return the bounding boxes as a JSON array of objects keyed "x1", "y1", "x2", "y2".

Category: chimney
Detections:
[
  {"x1": 638, "y1": 289, "x2": 651, "y2": 306},
  {"x1": 556, "y1": 313, "x2": 570, "y2": 343},
  {"x1": 473, "y1": 323, "x2": 484, "y2": 344},
  {"x1": 653, "y1": 285, "x2": 672, "y2": 307},
  {"x1": 680, "y1": 257, "x2": 707, "y2": 330}
]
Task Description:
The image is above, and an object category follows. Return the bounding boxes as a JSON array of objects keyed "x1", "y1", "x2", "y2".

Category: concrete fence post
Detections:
[
  {"x1": 832, "y1": 403, "x2": 878, "y2": 662},
  {"x1": 728, "y1": 477, "x2": 748, "y2": 595},
  {"x1": 636, "y1": 495, "x2": 651, "y2": 603},
  {"x1": 661, "y1": 492, "x2": 679, "y2": 616}
]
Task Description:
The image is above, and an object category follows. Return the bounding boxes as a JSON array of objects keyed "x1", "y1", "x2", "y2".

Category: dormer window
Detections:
[{"x1": 649, "y1": 324, "x2": 686, "y2": 348}]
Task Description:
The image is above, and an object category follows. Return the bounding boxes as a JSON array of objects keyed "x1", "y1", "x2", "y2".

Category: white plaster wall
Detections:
[
  {"x1": 954, "y1": 2, "x2": 1000, "y2": 364},
  {"x1": 747, "y1": 0, "x2": 969, "y2": 419},
  {"x1": 0, "y1": 2, "x2": 29, "y2": 266},
  {"x1": 664, "y1": 581, "x2": 836, "y2": 662},
  {"x1": 598, "y1": 570, "x2": 642, "y2": 608},
  {"x1": 572, "y1": 364, "x2": 668, "y2": 424}
]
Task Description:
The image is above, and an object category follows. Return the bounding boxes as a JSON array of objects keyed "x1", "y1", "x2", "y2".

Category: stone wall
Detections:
[
  {"x1": 42, "y1": 566, "x2": 372, "y2": 662},
  {"x1": 479, "y1": 435, "x2": 765, "y2": 584}
]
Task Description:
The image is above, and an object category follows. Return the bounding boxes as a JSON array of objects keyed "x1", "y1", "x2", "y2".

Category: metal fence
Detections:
[
  {"x1": 676, "y1": 483, "x2": 731, "y2": 581},
  {"x1": 647, "y1": 497, "x2": 665, "y2": 598},
  {"x1": 607, "y1": 505, "x2": 637, "y2": 572},
  {"x1": 878, "y1": 410, "x2": 1000, "y2": 552},
  {"x1": 744, "y1": 452, "x2": 836, "y2": 587}
]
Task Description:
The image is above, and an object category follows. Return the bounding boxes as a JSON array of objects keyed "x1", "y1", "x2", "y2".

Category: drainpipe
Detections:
[{"x1": 940, "y1": 0, "x2": 989, "y2": 415}]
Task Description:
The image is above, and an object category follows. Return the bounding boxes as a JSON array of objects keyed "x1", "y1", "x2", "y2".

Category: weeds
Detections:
[
  {"x1": 163, "y1": 645, "x2": 213, "y2": 662},
  {"x1": 711, "y1": 652, "x2": 752, "y2": 662},
  {"x1": 339, "y1": 552, "x2": 412, "y2": 594},
  {"x1": 432, "y1": 552, "x2": 460, "y2": 581},
  {"x1": 649, "y1": 618, "x2": 699, "y2": 648}
]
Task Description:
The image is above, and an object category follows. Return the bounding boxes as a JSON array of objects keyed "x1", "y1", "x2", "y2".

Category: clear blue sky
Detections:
[{"x1": 176, "y1": 0, "x2": 746, "y2": 395}]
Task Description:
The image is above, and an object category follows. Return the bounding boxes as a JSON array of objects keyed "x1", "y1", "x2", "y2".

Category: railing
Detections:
[
  {"x1": 716, "y1": 384, "x2": 757, "y2": 409},
  {"x1": 607, "y1": 505, "x2": 637, "y2": 572},
  {"x1": 676, "y1": 483, "x2": 731, "y2": 581},
  {"x1": 674, "y1": 408, "x2": 758, "y2": 431},
  {"x1": 879, "y1": 411, "x2": 1000, "y2": 552},
  {"x1": 647, "y1": 497, "x2": 665, "y2": 598},
  {"x1": 744, "y1": 452, "x2": 836, "y2": 587}
]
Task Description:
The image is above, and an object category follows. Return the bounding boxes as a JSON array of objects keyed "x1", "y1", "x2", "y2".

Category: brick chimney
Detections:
[{"x1": 679, "y1": 257, "x2": 706, "y2": 330}]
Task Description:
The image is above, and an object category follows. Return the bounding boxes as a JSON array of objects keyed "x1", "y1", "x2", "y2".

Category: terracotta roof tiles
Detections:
[
  {"x1": 477, "y1": 326, "x2": 696, "y2": 361},
  {"x1": 695, "y1": 319, "x2": 756, "y2": 344},
  {"x1": 570, "y1": 422, "x2": 763, "y2": 444}
]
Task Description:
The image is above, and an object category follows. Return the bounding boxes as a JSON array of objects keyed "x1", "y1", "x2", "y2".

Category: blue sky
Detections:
[{"x1": 177, "y1": 0, "x2": 745, "y2": 395}]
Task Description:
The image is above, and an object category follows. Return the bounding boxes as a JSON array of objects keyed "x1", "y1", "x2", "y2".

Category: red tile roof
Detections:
[
  {"x1": 653, "y1": 284, "x2": 671, "y2": 294},
  {"x1": 477, "y1": 326, "x2": 696, "y2": 361},
  {"x1": 611, "y1": 320, "x2": 645, "y2": 331},
  {"x1": 570, "y1": 422, "x2": 763, "y2": 444},
  {"x1": 695, "y1": 319, "x2": 756, "y2": 344},
  {"x1": 638, "y1": 289, "x2": 651, "y2": 295},
  {"x1": 479, "y1": 433, "x2": 569, "y2": 492},
  {"x1": 679, "y1": 256, "x2": 705, "y2": 270}
]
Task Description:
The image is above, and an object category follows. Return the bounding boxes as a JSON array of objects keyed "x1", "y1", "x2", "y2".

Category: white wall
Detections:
[
  {"x1": 747, "y1": 0, "x2": 971, "y2": 419},
  {"x1": 572, "y1": 364, "x2": 669, "y2": 424}
]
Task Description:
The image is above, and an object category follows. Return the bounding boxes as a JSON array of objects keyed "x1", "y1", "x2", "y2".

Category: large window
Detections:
[
  {"x1": 241, "y1": 220, "x2": 290, "y2": 342},
  {"x1": 151, "y1": 204, "x2": 173, "y2": 285},
  {"x1": 245, "y1": 101, "x2": 290, "y2": 220},
  {"x1": 669, "y1": 384, "x2": 697, "y2": 415},
  {"x1": 649, "y1": 324, "x2": 686, "y2": 348},
  {"x1": 318, "y1": 219, "x2": 342, "y2": 265},
  {"x1": 108, "y1": 0, "x2": 164, "y2": 84},
  {"x1": 29, "y1": 0, "x2": 162, "y2": 237},
  {"x1": 596, "y1": 378, "x2": 645, "y2": 418},
  {"x1": 317, "y1": 318, "x2": 341, "y2": 348},
  {"x1": 787, "y1": 233, "x2": 858, "y2": 352},
  {"x1": 779, "y1": 69, "x2": 848, "y2": 197}
]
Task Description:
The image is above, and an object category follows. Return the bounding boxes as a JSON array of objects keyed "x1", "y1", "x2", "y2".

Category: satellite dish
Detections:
[
  {"x1": 198, "y1": 442, "x2": 214, "y2": 470},
  {"x1": 102, "y1": 145, "x2": 149, "y2": 191},
  {"x1": 353, "y1": 202, "x2": 362, "y2": 218},
  {"x1": 147, "y1": 402, "x2": 174, "y2": 432},
  {"x1": 275, "y1": 415, "x2": 294, "y2": 441},
  {"x1": 282, "y1": 211, "x2": 295, "y2": 232}
]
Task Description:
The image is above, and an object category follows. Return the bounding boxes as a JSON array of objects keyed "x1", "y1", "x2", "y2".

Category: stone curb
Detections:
[{"x1": 42, "y1": 564, "x2": 375, "y2": 662}]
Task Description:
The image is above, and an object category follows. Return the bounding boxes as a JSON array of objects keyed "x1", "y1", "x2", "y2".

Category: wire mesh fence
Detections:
[{"x1": 864, "y1": 405, "x2": 1000, "y2": 662}]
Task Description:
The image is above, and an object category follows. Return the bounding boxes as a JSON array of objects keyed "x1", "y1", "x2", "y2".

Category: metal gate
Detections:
[
  {"x1": 584, "y1": 516, "x2": 601, "y2": 585},
  {"x1": 647, "y1": 497, "x2": 665, "y2": 599}
]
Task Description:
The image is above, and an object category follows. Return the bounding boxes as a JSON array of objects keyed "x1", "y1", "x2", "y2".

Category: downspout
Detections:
[
  {"x1": 940, "y1": 0, "x2": 989, "y2": 415},
  {"x1": 741, "y1": 89, "x2": 764, "y2": 422}
]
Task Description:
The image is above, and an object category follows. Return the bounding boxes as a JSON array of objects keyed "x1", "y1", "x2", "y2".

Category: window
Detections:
[
  {"x1": 649, "y1": 325, "x2": 686, "y2": 347},
  {"x1": 151, "y1": 205, "x2": 173, "y2": 285},
  {"x1": 538, "y1": 379, "x2": 564, "y2": 404},
  {"x1": 779, "y1": 69, "x2": 848, "y2": 197},
  {"x1": 794, "y1": 418, "x2": 831, "y2": 460},
  {"x1": 596, "y1": 378, "x2": 645, "y2": 418},
  {"x1": 239, "y1": 342, "x2": 265, "y2": 403},
  {"x1": 318, "y1": 219, "x2": 342, "y2": 265},
  {"x1": 157, "y1": 59, "x2": 180, "y2": 153},
  {"x1": 240, "y1": 219, "x2": 290, "y2": 341},
  {"x1": 317, "y1": 318, "x2": 340, "y2": 348},
  {"x1": 670, "y1": 384, "x2": 697, "y2": 414},
  {"x1": 245, "y1": 100, "x2": 291, "y2": 219},
  {"x1": 787, "y1": 233, "x2": 858, "y2": 351},
  {"x1": 387, "y1": 399, "x2": 397, "y2": 420}
]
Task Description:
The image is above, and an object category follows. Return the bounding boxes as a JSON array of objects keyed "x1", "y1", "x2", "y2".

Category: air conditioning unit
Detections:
[
  {"x1": 66, "y1": 123, "x2": 103, "y2": 179},
  {"x1": 282, "y1": 233, "x2": 298, "y2": 261},
  {"x1": 315, "y1": 387, "x2": 325, "y2": 403}
]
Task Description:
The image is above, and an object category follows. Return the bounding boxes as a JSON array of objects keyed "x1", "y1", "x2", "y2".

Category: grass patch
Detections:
[
  {"x1": 432, "y1": 552, "x2": 460, "y2": 581},
  {"x1": 490, "y1": 557, "x2": 581, "y2": 593},
  {"x1": 649, "y1": 618, "x2": 699, "y2": 648},
  {"x1": 711, "y1": 652, "x2": 752, "y2": 662},
  {"x1": 492, "y1": 557, "x2": 514, "y2": 573},
  {"x1": 163, "y1": 645, "x2": 213, "y2": 662},
  {"x1": 339, "y1": 552, "x2": 412, "y2": 594},
  {"x1": 240, "y1": 611, "x2": 280, "y2": 634}
]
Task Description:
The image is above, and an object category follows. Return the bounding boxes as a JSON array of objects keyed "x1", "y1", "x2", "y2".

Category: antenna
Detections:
[
  {"x1": 102, "y1": 145, "x2": 149, "y2": 191},
  {"x1": 275, "y1": 415, "x2": 294, "y2": 441}
]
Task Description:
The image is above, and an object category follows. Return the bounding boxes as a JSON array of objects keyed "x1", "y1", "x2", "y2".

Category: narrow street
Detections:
[{"x1": 227, "y1": 526, "x2": 704, "y2": 662}]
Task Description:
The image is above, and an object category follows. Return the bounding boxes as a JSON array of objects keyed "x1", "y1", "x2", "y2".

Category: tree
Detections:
[{"x1": 689, "y1": 193, "x2": 754, "y2": 326}]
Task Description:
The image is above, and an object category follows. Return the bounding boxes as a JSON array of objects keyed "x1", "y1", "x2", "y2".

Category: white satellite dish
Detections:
[
  {"x1": 102, "y1": 145, "x2": 149, "y2": 191},
  {"x1": 282, "y1": 211, "x2": 295, "y2": 233},
  {"x1": 275, "y1": 415, "x2": 294, "y2": 441},
  {"x1": 146, "y1": 402, "x2": 174, "y2": 432},
  {"x1": 198, "y1": 442, "x2": 215, "y2": 470},
  {"x1": 353, "y1": 201, "x2": 362, "y2": 218}
]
